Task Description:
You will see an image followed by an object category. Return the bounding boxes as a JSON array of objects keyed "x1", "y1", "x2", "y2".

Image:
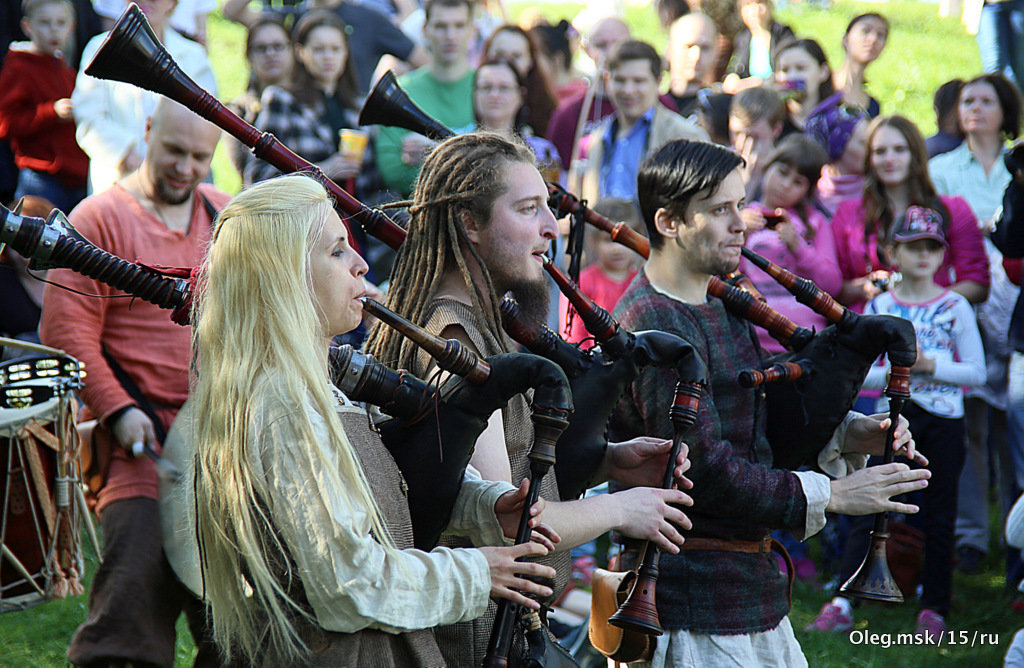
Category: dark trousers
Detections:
[
  {"x1": 67, "y1": 497, "x2": 220, "y2": 668},
  {"x1": 837, "y1": 402, "x2": 966, "y2": 617}
]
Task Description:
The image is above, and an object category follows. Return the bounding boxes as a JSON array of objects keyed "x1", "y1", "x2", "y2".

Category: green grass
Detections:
[{"x1": 0, "y1": 3, "x2": 1004, "y2": 665}]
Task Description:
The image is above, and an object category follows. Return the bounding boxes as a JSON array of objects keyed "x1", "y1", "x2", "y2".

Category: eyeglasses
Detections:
[
  {"x1": 251, "y1": 42, "x2": 289, "y2": 56},
  {"x1": 476, "y1": 84, "x2": 520, "y2": 95}
]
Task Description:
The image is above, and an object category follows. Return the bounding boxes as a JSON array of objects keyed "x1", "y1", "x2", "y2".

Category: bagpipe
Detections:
[
  {"x1": 557, "y1": 198, "x2": 918, "y2": 604},
  {"x1": 362, "y1": 66, "x2": 918, "y2": 608},
  {"x1": 0, "y1": 200, "x2": 575, "y2": 555},
  {"x1": 65, "y1": 3, "x2": 914, "y2": 640}
]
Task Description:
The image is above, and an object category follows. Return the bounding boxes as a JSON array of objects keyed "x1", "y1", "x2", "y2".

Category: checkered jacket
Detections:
[{"x1": 245, "y1": 85, "x2": 358, "y2": 186}]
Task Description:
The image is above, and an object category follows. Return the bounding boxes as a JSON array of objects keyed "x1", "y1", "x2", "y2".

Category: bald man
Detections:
[
  {"x1": 41, "y1": 99, "x2": 228, "y2": 668},
  {"x1": 545, "y1": 17, "x2": 632, "y2": 170},
  {"x1": 667, "y1": 12, "x2": 720, "y2": 118}
]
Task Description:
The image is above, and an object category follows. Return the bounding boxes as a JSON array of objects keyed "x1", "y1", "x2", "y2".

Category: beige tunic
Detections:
[{"x1": 415, "y1": 298, "x2": 572, "y2": 667}]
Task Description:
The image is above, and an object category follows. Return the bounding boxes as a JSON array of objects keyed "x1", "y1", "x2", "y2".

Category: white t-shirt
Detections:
[{"x1": 864, "y1": 289, "x2": 986, "y2": 418}]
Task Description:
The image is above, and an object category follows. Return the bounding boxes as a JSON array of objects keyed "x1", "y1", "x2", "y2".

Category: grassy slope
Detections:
[{"x1": 0, "y1": 2, "x2": 1008, "y2": 666}]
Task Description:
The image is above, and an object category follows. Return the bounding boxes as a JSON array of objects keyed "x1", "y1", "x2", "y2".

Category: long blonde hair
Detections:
[{"x1": 191, "y1": 174, "x2": 392, "y2": 664}]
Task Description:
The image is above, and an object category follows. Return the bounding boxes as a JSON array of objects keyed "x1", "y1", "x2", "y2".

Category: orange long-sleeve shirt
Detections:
[{"x1": 40, "y1": 183, "x2": 229, "y2": 508}]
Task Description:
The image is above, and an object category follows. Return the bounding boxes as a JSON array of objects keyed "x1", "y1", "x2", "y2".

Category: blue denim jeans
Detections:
[
  {"x1": 13, "y1": 168, "x2": 86, "y2": 214},
  {"x1": 977, "y1": 0, "x2": 1024, "y2": 88}
]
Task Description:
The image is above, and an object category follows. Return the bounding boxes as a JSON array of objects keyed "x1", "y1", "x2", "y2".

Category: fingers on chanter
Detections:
[{"x1": 655, "y1": 522, "x2": 685, "y2": 552}]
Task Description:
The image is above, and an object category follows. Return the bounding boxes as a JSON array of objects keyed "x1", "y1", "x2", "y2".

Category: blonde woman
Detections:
[{"x1": 188, "y1": 174, "x2": 556, "y2": 666}]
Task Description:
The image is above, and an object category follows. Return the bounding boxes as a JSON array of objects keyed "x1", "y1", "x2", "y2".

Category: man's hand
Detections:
[
  {"x1": 843, "y1": 412, "x2": 926, "y2": 466},
  {"x1": 494, "y1": 478, "x2": 560, "y2": 551},
  {"x1": 400, "y1": 134, "x2": 436, "y2": 166},
  {"x1": 826, "y1": 463, "x2": 930, "y2": 515},
  {"x1": 119, "y1": 149, "x2": 143, "y2": 177},
  {"x1": 110, "y1": 406, "x2": 156, "y2": 457},
  {"x1": 609, "y1": 487, "x2": 693, "y2": 553},
  {"x1": 602, "y1": 437, "x2": 692, "y2": 489}
]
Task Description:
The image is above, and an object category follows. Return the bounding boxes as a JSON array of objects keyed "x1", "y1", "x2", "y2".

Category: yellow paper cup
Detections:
[{"x1": 339, "y1": 128, "x2": 369, "y2": 162}]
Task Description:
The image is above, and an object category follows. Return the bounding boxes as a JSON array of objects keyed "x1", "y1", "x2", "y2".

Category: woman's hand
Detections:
[
  {"x1": 826, "y1": 463, "x2": 930, "y2": 515},
  {"x1": 609, "y1": 487, "x2": 693, "y2": 553},
  {"x1": 479, "y1": 542, "x2": 556, "y2": 609},
  {"x1": 601, "y1": 437, "x2": 692, "y2": 490},
  {"x1": 843, "y1": 412, "x2": 926, "y2": 466},
  {"x1": 494, "y1": 479, "x2": 561, "y2": 551}
]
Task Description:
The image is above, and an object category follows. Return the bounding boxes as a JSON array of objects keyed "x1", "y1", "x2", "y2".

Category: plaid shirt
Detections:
[
  {"x1": 611, "y1": 271, "x2": 807, "y2": 634},
  {"x1": 245, "y1": 85, "x2": 359, "y2": 186}
]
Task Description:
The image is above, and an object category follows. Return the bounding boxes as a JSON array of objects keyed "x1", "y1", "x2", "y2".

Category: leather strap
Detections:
[
  {"x1": 678, "y1": 536, "x2": 773, "y2": 553},
  {"x1": 676, "y1": 536, "x2": 795, "y2": 607}
]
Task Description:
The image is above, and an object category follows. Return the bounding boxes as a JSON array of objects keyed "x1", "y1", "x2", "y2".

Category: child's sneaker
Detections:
[{"x1": 804, "y1": 602, "x2": 853, "y2": 632}]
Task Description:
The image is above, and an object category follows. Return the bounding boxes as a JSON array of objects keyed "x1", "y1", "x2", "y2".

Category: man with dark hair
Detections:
[
  {"x1": 611, "y1": 138, "x2": 930, "y2": 665},
  {"x1": 545, "y1": 16, "x2": 631, "y2": 171},
  {"x1": 926, "y1": 78, "x2": 964, "y2": 158},
  {"x1": 372, "y1": 0, "x2": 476, "y2": 197},
  {"x1": 578, "y1": 39, "x2": 706, "y2": 203}
]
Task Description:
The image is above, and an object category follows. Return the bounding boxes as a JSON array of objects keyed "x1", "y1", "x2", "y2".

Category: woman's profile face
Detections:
[
  {"x1": 959, "y1": 80, "x2": 1004, "y2": 139},
  {"x1": 474, "y1": 63, "x2": 523, "y2": 127},
  {"x1": 296, "y1": 25, "x2": 348, "y2": 87},
  {"x1": 309, "y1": 210, "x2": 369, "y2": 337},
  {"x1": 844, "y1": 16, "x2": 888, "y2": 65},
  {"x1": 487, "y1": 30, "x2": 533, "y2": 77},
  {"x1": 249, "y1": 24, "x2": 293, "y2": 87}
]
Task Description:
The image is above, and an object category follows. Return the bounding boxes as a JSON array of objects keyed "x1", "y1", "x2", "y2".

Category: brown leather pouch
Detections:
[
  {"x1": 76, "y1": 419, "x2": 113, "y2": 498},
  {"x1": 588, "y1": 568, "x2": 653, "y2": 663}
]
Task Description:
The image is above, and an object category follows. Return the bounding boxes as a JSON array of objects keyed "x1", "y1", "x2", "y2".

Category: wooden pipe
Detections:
[
  {"x1": 85, "y1": 3, "x2": 407, "y2": 250},
  {"x1": 359, "y1": 297, "x2": 490, "y2": 384},
  {"x1": 838, "y1": 364, "x2": 911, "y2": 603}
]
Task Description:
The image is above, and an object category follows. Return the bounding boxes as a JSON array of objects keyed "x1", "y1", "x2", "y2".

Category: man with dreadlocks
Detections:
[{"x1": 365, "y1": 131, "x2": 695, "y2": 666}]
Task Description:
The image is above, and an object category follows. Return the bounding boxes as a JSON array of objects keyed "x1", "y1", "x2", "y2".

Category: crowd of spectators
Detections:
[{"x1": 2, "y1": 0, "x2": 1024, "y2": 661}]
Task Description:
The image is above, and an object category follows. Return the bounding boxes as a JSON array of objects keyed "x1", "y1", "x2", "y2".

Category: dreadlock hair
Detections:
[{"x1": 366, "y1": 132, "x2": 536, "y2": 370}]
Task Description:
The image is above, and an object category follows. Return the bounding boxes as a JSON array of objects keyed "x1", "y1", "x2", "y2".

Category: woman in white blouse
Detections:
[{"x1": 188, "y1": 174, "x2": 556, "y2": 666}]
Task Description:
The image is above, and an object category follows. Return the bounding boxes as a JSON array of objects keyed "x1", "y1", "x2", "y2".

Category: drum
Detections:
[{"x1": 0, "y1": 354, "x2": 86, "y2": 612}]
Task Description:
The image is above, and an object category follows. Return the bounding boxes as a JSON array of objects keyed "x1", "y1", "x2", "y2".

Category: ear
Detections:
[
  {"x1": 461, "y1": 209, "x2": 482, "y2": 244},
  {"x1": 20, "y1": 17, "x2": 32, "y2": 39},
  {"x1": 653, "y1": 207, "x2": 683, "y2": 240},
  {"x1": 819, "y1": 64, "x2": 832, "y2": 85},
  {"x1": 771, "y1": 122, "x2": 783, "y2": 140}
]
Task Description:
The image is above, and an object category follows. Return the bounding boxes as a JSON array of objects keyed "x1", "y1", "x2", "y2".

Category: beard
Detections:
[
  {"x1": 506, "y1": 277, "x2": 550, "y2": 324},
  {"x1": 154, "y1": 176, "x2": 196, "y2": 205}
]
